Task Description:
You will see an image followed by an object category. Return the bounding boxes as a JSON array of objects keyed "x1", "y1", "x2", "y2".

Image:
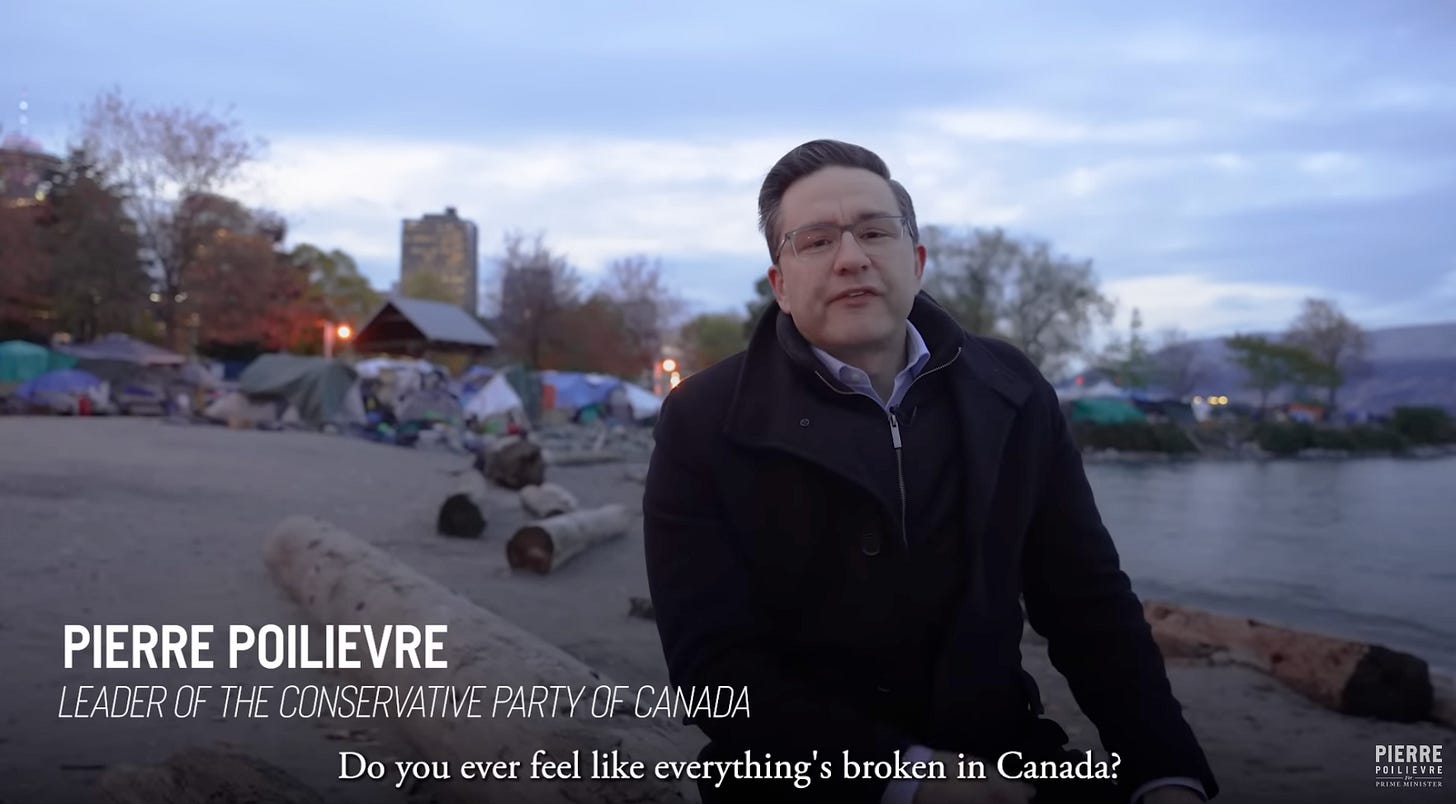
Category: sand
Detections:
[{"x1": 0, "y1": 417, "x2": 1449, "y2": 803}]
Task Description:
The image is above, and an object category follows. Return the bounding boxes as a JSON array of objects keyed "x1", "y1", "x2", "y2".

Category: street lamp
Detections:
[{"x1": 324, "y1": 321, "x2": 353, "y2": 358}]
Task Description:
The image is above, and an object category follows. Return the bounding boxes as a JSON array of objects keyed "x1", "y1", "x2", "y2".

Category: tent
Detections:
[
  {"x1": 1069, "y1": 397, "x2": 1147, "y2": 424},
  {"x1": 538, "y1": 371, "x2": 622, "y2": 410},
  {"x1": 60, "y1": 333, "x2": 184, "y2": 366},
  {"x1": 0, "y1": 340, "x2": 76, "y2": 383},
  {"x1": 463, "y1": 373, "x2": 525, "y2": 422},
  {"x1": 396, "y1": 387, "x2": 464, "y2": 425},
  {"x1": 238, "y1": 354, "x2": 364, "y2": 427},
  {"x1": 620, "y1": 382, "x2": 663, "y2": 421},
  {"x1": 15, "y1": 368, "x2": 106, "y2": 412}
]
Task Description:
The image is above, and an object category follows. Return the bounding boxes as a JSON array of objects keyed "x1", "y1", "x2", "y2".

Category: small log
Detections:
[
  {"x1": 519, "y1": 482, "x2": 579, "y2": 518},
  {"x1": 437, "y1": 471, "x2": 489, "y2": 538},
  {"x1": 98, "y1": 747, "x2": 323, "y2": 804},
  {"x1": 485, "y1": 435, "x2": 545, "y2": 490},
  {"x1": 264, "y1": 516, "x2": 691, "y2": 804},
  {"x1": 507, "y1": 504, "x2": 631, "y2": 575},
  {"x1": 1144, "y1": 600, "x2": 1434, "y2": 722}
]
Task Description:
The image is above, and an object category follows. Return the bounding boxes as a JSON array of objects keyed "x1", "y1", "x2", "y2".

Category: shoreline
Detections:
[
  {"x1": 1081, "y1": 444, "x2": 1456, "y2": 463},
  {"x1": 1, "y1": 417, "x2": 1451, "y2": 804}
]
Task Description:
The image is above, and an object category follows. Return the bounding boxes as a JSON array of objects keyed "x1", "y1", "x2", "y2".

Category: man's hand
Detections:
[
  {"x1": 911, "y1": 752, "x2": 1036, "y2": 804},
  {"x1": 1141, "y1": 787, "x2": 1205, "y2": 804}
]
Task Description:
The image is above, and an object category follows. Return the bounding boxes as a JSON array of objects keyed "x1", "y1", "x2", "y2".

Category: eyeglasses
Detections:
[{"x1": 777, "y1": 216, "x2": 909, "y2": 262}]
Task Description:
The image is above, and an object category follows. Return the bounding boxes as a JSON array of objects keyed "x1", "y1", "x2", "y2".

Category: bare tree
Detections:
[
  {"x1": 924, "y1": 226, "x2": 1112, "y2": 379},
  {"x1": 921, "y1": 226, "x2": 1017, "y2": 337},
  {"x1": 492, "y1": 231, "x2": 581, "y2": 368},
  {"x1": 598, "y1": 254, "x2": 684, "y2": 377},
  {"x1": 1285, "y1": 297, "x2": 1368, "y2": 412},
  {"x1": 79, "y1": 88, "x2": 263, "y2": 349},
  {"x1": 1153, "y1": 327, "x2": 1207, "y2": 399},
  {"x1": 1001, "y1": 240, "x2": 1115, "y2": 379}
]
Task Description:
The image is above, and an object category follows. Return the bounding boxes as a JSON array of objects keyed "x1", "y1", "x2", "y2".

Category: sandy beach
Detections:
[{"x1": 1, "y1": 417, "x2": 1450, "y2": 803}]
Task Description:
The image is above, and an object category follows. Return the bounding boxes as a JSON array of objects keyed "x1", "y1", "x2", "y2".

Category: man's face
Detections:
[{"x1": 768, "y1": 166, "x2": 926, "y2": 355}]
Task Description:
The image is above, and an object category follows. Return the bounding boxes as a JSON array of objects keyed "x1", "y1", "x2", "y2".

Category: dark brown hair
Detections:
[{"x1": 756, "y1": 139, "x2": 919, "y2": 262}]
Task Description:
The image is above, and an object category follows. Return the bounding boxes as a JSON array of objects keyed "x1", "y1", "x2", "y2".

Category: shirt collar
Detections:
[{"x1": 810, "y1": 320, "x2": 931, "y2": 387}]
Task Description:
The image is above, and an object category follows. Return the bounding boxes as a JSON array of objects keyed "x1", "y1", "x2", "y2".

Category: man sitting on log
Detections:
[{"x1": 643, "y1": 140, "x2": 1218, "y2": 804}]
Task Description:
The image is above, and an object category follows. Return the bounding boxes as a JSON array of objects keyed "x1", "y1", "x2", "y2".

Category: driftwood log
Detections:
[
  {"x1": 264, "y1": 516, "x2": 692, "y2": 804},
  {"x1": 519, "y1": 482, "x2": 579, "y2": 519},
  {"x1": 437, "y1": 471, "x2": 489, "y2": 538},
  {"x1": 99, "y1": 747, "x2": 323, "y2": 804},
  {"x1": 506, "y1": 504, "x2": 631, "y2": 575},
  {"x1": 1144, "y1": 600, "x2": 1440, "y2": 723},
  {"x1": 485, "y1": 436, "x2": 545, "y2": 490}
]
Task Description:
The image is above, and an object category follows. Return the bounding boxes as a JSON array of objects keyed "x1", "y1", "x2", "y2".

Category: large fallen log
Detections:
[
  {"x1": 519, "y1": 482, "x2": 579, "y2": 519},
  {"x1": 506, "y1": 504, "x2": 631, "y2": 575},
  {"x1": 1144, "y1": 600, "x2": 1441, "y2": 723},
  {"x1": 264, "y1": 516, "x2": 691, "y2": 804},
  {"x1": 99, "y1": 747, "x2": 323, "y2": 804},
  {"x1": 485, "y1": 436, "x2": 545, "y2": 490},
  {"x1": 436, "y1": 471, "x2": 489, "y2": 538}
]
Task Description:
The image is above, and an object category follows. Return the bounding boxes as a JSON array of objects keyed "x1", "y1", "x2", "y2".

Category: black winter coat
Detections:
[{"x1": 644, "y1": 293, "x2": 1217, "y2": 802}]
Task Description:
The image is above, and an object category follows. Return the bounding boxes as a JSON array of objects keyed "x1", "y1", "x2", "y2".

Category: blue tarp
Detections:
[
  {"x1": 17, "y1": 369, "x2": 104, "y2": 400},
  {"x1": 539, "y1": 371, "x2": 622, "y2": 410}
]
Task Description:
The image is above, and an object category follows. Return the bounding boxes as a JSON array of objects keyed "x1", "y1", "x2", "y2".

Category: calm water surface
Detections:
[{"x1": 1086, "y1": 457, "x2": 1456, "y2": 671}]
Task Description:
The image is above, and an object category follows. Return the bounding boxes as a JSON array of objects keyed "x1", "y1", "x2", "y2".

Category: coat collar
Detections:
[{"x1": 724, "y1": 291, "x2": 1031, "y2": 450}]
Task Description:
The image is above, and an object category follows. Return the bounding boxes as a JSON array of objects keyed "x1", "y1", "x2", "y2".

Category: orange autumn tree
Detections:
[{"x1": 180, "y1": 193, "x2": 320, "y2": 352}]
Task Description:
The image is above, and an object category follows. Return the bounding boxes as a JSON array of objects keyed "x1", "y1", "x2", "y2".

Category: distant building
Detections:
[{"x1": 400, "y1": 207, "x2": 479, "y2": 314}]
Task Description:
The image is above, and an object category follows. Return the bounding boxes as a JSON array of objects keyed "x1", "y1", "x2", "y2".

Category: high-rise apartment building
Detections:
[{"x1": 400, "y1": 207, "x2": 479, "y2": 314}]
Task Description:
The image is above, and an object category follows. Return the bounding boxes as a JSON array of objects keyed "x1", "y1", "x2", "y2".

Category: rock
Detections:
[{"x1": 484, "y1": 436, "x2": 545, "y2": 490}]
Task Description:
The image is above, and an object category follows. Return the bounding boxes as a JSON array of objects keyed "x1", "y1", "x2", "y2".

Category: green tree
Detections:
[
  {"x1": 1225, "y1": 334, "x2": 1325, "y2": 414},
  {"x1": 680, "y1": 312, "x2": 747, "y2": 369},
  {"x1": 36, "y1": 150, "x2": 148, "y2": 341},
  {"x1": 292, "y1": 244, "x2": 379, "y2": 327}
]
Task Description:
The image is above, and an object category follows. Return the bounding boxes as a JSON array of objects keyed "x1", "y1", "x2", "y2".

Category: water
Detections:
[{"x1": 1085, "y1": 457, "x2": 1456, "y2": 671}]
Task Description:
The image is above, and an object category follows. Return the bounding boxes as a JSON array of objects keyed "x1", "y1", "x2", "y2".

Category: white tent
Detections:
[
  {"x1": 463, "y1": 373, "x2": 525, "y2": 422},
  {"x1": 621, "y1": 383, "x2": 663, "y2": 421}
]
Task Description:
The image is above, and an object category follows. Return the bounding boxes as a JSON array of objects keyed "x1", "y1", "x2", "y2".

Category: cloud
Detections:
[
  {"x1": 1103, "y1": 273, "x2": 1329, "y2": 336},
  {"x1": 917, "y1": 108, "x2": 1198, "y2": 146}
]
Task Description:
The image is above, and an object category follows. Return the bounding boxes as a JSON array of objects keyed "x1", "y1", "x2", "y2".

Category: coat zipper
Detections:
[{"x1": 813, "y1": 346, "x2": 964, "y2": 550}]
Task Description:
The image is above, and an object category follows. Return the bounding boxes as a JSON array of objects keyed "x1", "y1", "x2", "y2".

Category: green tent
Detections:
[
  {"x1": 238, "y1": 354, "x2": 363, "y2": 426},
  {"x1": 1070, "y1": 397, "x2": 1147, "y2": 424},
  {"x1": 0, "y1": 340, "x2": 77, "y2": 384}
]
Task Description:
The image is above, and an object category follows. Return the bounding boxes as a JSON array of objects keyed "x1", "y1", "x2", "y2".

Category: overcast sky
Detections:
[{"x1": 6, "y1": 0, "x2": 1455, "y2": 337}]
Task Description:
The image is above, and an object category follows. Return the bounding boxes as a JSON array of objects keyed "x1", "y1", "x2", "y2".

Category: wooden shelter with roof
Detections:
[{"x1": 353, "y1": 297, "x2": 498, "y2": 368}]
